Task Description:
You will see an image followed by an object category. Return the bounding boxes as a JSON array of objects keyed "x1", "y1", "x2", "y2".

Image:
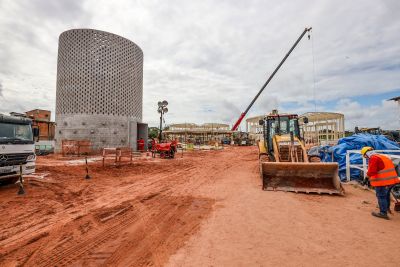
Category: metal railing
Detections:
[{"x1": 346, "y1": 150, "x2": 400, "y2": 182}]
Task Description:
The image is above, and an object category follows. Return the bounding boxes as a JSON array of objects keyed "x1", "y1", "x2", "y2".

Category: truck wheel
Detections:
[
  {"x1": 0, "y1": 177, "x2": 19, "y2": 186},
  {"x1": 392, "y1": 184, "x2": 400, "y2": 199}
]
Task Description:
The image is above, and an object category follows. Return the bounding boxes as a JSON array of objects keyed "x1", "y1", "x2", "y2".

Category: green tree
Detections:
[{"x1": 148, "y1": 127, "x2": 159, "y2": 139}]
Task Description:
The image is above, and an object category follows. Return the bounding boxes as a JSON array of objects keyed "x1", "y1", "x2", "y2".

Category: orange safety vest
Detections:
[{"x1": 369, "y1": 154, "x2": 400, "y2": 187}]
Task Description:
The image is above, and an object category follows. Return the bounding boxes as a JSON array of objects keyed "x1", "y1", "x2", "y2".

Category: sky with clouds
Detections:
[{"x1": 0, "y1": 0, "x2": 399, "y2": 130}]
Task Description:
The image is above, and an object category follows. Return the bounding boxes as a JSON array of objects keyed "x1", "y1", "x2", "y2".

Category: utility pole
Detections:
[{"x1": 157, "y1": 100, "x2": 168, "y2": 141}]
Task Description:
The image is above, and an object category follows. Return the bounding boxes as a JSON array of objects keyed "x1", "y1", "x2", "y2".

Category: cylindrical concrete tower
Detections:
[{"x1": 55, "y1": 29, "x2": 144, "y2": 152}]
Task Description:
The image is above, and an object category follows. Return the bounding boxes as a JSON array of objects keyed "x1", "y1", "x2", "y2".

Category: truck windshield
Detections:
[{"x1": 0, "y1": 123, "x2": 33, "y2": 142}]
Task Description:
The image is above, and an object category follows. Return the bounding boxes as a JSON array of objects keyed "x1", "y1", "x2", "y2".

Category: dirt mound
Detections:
[{"x1": 0, "y1": 150, "x2": 221, "y2": 266}]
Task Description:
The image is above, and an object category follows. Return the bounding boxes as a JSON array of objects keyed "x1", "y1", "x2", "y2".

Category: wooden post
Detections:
[
  {"x1": 130, "y1": 148, "x2": 133, "y2": 164},
  {"x1": 85, "y1": 157, "x2": 91, "y2": 179},
  {"x1": 17, "y1": 164, "x2": 25, "y2": 195},
  {"x1": 62, "y1": 140, "x2": 65, "y2": 156},
  {"x1": 345, "y1": 151, "x2": 350, "y2": 182},
  {"x1": 102, "y1": 149, "x2": 105, "y2": 167}
]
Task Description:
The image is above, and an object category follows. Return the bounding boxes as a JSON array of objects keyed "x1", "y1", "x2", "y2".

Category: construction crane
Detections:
[{"x1": 231, "y1": 27, "x2": 312, "y2": 131}]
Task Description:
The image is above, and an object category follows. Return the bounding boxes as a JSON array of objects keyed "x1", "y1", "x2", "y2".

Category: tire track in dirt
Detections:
[
  {"x1": 26, "y1": 193, "x2": 213, "y2": 266},
  {"x1": 0, "y1": 164, "x2": 190, "y2": 256},
  {"x1": 0, "y1": 149, "x2": 228, "y2": 266},
  {"x1": 31, "y1": 207, "x2": 140, "y2": 266}
]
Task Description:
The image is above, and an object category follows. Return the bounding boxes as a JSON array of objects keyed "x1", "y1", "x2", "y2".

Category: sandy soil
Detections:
[{"x1": 0, "y1": 146, "x2": 399, "y2": 266}]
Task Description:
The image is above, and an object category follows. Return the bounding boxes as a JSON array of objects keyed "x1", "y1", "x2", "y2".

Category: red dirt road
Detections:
[{"x1": 0, "y1": 146, "x2": 399, "y2": 266}]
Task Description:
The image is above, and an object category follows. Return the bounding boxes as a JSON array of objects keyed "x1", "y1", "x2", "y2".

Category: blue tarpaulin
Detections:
[{"x1": 319, "y1": 134, "x2": 400, "y2": 181}]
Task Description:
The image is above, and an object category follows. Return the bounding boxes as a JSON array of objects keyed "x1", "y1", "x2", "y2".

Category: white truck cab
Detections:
[{"x1": 0, "y1": 114, "x2": 37, "y2": 184}]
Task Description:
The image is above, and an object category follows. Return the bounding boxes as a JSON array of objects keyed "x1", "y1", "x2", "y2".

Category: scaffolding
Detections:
[
  {"x1": 299, "y1": 112, "x2": 345, "y2": 147},
  {"x1": 246, "y1": 115, "x2": 265, "y2": 141},
  {"x1": 163, "y1": 123, "x2": 232, "y2": 145},
  {"x1": 389, "y1": 96, "x2": 400, "y2": 128}
]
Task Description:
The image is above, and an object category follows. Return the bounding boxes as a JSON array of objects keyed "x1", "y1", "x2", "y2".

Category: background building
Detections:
[
  {"x1": 246, "y1": 112, "x2": 345, "y2": 147},
  {"x1": 299, "y1": 112, "x2": 345, "y2": 147},
  {"x1": 163, "y1": 123, "x2": 232, "y2": 144},
  {"x1": 55, "y1": 29, "x2": 147, "y2": 152},
  {"x1": 25, "y1": 109, "x2": 55, "y2": 141},
  {"x1": 389, "y1": 96, "x2": 400, "y2": 129},
  {"x1": 246, "y1": 115, "x2": 264, "y2": 141}
]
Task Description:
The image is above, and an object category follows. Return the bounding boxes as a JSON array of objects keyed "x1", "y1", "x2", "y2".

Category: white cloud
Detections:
[{"x1": 335, "y1": 98, "x2": 399, "y2": 130}]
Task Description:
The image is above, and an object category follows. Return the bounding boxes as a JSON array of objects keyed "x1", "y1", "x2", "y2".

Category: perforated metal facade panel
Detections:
[{"x1": 55, "y1": 29, "x2": 143, "y2": 151}]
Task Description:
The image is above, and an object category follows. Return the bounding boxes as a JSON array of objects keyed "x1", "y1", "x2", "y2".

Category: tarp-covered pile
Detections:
[{"x1": 319, "y1": 134, "x2": 400, "y2": 181}]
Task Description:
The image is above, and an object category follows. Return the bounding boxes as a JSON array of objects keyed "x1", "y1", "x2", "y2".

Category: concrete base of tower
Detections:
[{"x1": 54, "y1": 114, "x2": 147, "y2": 153}]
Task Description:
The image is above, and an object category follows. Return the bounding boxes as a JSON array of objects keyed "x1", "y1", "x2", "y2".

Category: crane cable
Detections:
[{"x1": 309, "y1": 29, "x2": 317, "y2": 112}]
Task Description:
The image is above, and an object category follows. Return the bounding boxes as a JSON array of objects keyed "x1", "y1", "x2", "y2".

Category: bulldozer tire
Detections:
[
  {"x1": 0, "y1": 176, "x2": 19, "y2": 186},
  {"x1": 259, "y1": 154, "x2": 270, "y2": 163},
  {"x1": 259, "y1": 154, "x2": 269, "y2": 190},
  {"x1": 392, "y1": 184, "x2": 400, "y2": 199},
  {"x1": 309, "y1": 156, "x2": 321, "y2": 162}
]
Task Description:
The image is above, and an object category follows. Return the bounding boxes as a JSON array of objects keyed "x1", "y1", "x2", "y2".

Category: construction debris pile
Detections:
[
  {"x1": 319, "y1": 134, "x2": 400, "y2": 181},
  {"x1": 163, "y1": 123, "x2": 232, "y2": 145}
]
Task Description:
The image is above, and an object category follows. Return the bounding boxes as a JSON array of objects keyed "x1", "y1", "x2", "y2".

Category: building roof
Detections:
[
  {"x1": 26, "y1": 109, "x2": 51, "y2": 113},
  {"x1": 246, "y1": 115, "x2": 265, "y2": 122},
  {"x1": 300, "y1": 112, "x2": 344, "y2": 121},
  {"x1": 169, "y1": 123, "x2": 229, "y2": 129},
  {"x1": 165, "y1": 122, "x2": 231, "y2": 134},
  {"x1": 247, "y1": 111, "x2": 345, "y2": 123},
  {"x1": 164, "y1": 129, "x2": 233, "y2": 134}
]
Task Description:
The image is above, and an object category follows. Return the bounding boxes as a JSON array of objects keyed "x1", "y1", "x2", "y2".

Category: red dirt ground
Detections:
[{"x1": 0, "y1": 146, "x2": 399, "y2": 266}]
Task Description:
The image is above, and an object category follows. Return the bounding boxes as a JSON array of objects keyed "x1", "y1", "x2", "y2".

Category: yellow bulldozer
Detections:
[{"x1": 258, "y1": 110, "x2": 344, "y2": 195}]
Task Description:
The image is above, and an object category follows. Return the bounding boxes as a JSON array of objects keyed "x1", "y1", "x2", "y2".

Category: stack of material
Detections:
[{"x1": 319, "y1": 134, "x2": 400, "y2": 181}]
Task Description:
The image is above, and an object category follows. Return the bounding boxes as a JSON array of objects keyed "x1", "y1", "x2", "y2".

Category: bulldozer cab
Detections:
[{"x1": 260, "y1": 114, "x2": 301, "y2": 155}]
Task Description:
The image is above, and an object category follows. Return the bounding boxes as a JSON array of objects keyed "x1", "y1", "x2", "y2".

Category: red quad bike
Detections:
[{"x1": 151, "y1": 140, "x2": 177, "y2": 159}]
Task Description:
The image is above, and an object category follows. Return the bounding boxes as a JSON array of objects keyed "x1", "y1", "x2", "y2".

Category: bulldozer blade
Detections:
[{"x1": 260, "y1": 162, "x2": 344, "y2": 195}]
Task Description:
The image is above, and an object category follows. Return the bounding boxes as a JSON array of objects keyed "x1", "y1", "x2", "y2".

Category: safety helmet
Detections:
[{"x1": 361, "y1": 146, "x2": 373, "y2": 157}]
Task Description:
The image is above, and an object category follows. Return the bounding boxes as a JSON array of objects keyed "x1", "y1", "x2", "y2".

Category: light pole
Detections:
[{"x1": 158, "y1": 100, "x2": 168, "y2": 141}]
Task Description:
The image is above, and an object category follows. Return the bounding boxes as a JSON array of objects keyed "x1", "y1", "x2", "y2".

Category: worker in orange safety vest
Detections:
[{"x1": 361, "y1": 146, "x2": 400, "y2": 220}]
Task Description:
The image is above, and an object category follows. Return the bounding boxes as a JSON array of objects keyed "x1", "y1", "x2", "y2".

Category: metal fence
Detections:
[{"x1": 345, "y1": 150, "x2": 400, "y2": 182}]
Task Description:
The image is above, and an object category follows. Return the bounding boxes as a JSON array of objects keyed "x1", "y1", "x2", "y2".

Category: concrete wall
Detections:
[
  {"x1": 137, "y1": 123, "x2": 148, "y2": 150},
  {"x1": 55, "y1": 114, "x2": 140, "y2": 151},
  {"x1": 55, "y1": 29, "x2": 144, "y2": 152}
]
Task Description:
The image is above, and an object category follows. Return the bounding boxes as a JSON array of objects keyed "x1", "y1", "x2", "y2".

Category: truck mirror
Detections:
[
  {"x1": 33, "y1": 127, "x2": 40, "y2": 137},
  {"x1": 259, "y1": 120, "x2": 264, "y2": 125},
  {"x1": 303, "y1": 117, "x2": 309, "y2": 124}
]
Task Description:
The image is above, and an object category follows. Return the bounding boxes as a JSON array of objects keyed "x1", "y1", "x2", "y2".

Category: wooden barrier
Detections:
[
  {"x1": 102, "y1": 147, "x2": 142, "y2": 167},
  {"x1": 102, "y1": 148, "x2": 118, "y2": 167},
  {"x1": 62, "y1": 140, "x2": 91, "y2": 156},
  {"x1": 117, "y1": 147, "x2": 133, "y2": 164}
]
